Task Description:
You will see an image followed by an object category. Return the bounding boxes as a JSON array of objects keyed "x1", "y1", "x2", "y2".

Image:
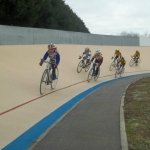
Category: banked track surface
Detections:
[{"x1": 0, "y1": 44, "x2": 150, "y2": 149}]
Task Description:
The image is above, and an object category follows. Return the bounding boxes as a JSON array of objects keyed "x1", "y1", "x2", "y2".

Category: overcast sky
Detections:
[{"x1": 65, "y1": 0, "x2": 150, "y2": 35}]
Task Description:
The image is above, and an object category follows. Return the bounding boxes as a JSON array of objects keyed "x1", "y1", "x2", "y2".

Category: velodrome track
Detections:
[{"x1": 0, "y1": 44, "x2": 150, "y2": 149}]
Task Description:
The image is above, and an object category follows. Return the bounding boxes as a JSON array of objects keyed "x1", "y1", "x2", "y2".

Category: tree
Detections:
[{"x1": 0, "y1": 0, "x2": 90, "y2": 33}]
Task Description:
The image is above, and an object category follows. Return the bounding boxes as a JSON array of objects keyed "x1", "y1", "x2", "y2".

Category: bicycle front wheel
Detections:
[
  {"x1": 87, "y1": 68, "x2": 93, "y2": 82},
  {"x1": 115, "y1": 68, "x2": 121, "y2": 78},
  {"x1": 51, "y1": 68, "x2": 59, "y2": 89},
  {"x1": 109, "y1": 62, "x2": 115, "y2": 71},
  {"x1": 40, "y1": 69, "x2": 49, "y2": 95},
  {"x1": 77, "y1": 60, "x2": 84, "y2": 73},
  {"x1": 129, "y1": 58, "x2": 135, "y2": 67},
  {"x1": 120, "y1": 68, "x2": 125, "y2": 77}
]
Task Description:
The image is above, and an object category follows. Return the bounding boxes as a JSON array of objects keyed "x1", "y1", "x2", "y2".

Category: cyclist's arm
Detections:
[
  {"x1": 91, "y1": 56, "x2": 95, "y2": 62},
  {"x1": 99, "y1": 58, "x2": 103, "y2": 66},
  {"x1": 56, "y1": 52, "x2": 60, "y2": 65},
  {"x1": 43, "y1": 51, "x2": 49, "y2": 60},
  {"x1": 81, "y1": 52, "x2": 86, "y2": 58}
]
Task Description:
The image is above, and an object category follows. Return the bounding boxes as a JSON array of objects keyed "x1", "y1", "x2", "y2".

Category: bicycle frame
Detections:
[
  {"x1": 92, "y1": 63, "x2": 99, "y2": 74},
  {"x1": 44, "y1": 60, "x2": 56, "y2": 82}
]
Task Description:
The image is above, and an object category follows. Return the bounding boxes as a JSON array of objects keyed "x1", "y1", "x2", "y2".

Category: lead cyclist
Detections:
[{"x1": 39, "y1": 43, "x2": 60, "y2": 80}]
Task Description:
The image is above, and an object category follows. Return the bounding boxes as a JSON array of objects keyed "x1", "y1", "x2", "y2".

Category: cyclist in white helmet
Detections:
[
  {"x1": 79, "y1": 47, "x2": 92, "y2": 65},
  {"x1": 90, "y1": 49, "x2": 103, "y2": 76}
]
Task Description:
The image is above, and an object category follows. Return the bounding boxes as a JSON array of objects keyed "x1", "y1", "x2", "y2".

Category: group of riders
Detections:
[{"x1": 39, "y1": 43, "x2": 140, "y2": 79}]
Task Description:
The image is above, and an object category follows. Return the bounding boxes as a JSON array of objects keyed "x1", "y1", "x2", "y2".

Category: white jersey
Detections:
[
  {"x1": 82, "y1": 51, "x2": 92, "y2": 60},
  {"x1": 48, "y1": 51, "x2": 57, "y2": 62}
]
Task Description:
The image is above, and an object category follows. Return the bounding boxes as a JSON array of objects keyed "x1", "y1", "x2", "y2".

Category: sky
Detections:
[{"x1": 64, "y1": 0, "x2": 150, "y2": 36}]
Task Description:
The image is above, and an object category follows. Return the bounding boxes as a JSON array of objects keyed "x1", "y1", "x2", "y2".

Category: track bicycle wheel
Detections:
[
  {"x1": 109, "y1": 61, "x2": 115, "y2": 71},
  {"x1": 115, "y1": 68, "x2": 121, "y2": 78},
  {"x1": 85, "y1": 62, "x2": 91, "y2": 72},
  {"x1": 129, "y1": 58, "x2": 135, "y2": 67},
  {"x1": 40, "y1": 69, "x2": 49, "y2": 95},
  {"x1": 77, "y1": 60, "x2": 84, "y2": 73},
  {"x1": 136, "y1": 58, "x2": 141, "y2": 66},
  {"x1": 94, "y1": 68, "x2": 100, "y2": 81},
  {"x1": 51, "y1": 68, "x2": 59, "y2": 89},
  {"x1": 115, "y1": 62, "x2": 120, "y2": 70},
  {"x1": 87, "y1": 68, "x2": 93, "y2": 82}
]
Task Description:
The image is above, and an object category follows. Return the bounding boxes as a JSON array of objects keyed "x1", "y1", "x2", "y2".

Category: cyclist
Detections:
[
  {"x1": 112, "y1": 49, "x2": 122, "y2": 63},
  {"x1": 118, "y1": 56, "x2": 126, "y2": 69},
  {"x1": 133, "y1": 50, "x2": 140, "y2": 63},
  {"x1": 90, "y1": 49, "x2": 103, "y2": 76},
  {"x1": 79, "y1": 47, "x2": 92, "y2": 65},
  {"x1": 39, "y1": 43, "x2": 60, "y2": 80}
]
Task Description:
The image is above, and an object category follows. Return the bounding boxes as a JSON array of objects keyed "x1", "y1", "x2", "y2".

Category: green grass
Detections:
[{"x1": 124, "y1": 77, "x2": 150, "y2": 150}]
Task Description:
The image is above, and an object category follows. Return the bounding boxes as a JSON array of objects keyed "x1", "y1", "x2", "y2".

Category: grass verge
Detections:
[{"x1": 124, "y1": 76, "x2": 150, "y2": 150}]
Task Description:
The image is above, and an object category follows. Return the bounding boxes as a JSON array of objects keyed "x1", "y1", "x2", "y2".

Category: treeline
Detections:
[
  {"x1": 120, "y1": 31, "x2": 150, "y2": 37},
  {"x1": 0, "y1": 0, "x2": 89, "y2": 33}
]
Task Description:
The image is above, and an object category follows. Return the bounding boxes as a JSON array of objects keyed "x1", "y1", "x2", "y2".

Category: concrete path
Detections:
[{"x1": 31, "y1": 74, "x2": 149, "y2": 150}]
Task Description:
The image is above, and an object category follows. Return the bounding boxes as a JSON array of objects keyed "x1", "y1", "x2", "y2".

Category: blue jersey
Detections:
[{"x1": 43, "y1": 50, "x2": 60, "y2": 65}]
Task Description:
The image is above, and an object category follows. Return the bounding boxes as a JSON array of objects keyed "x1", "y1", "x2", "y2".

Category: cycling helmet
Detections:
[
  {"x1": 115, "y1": 49, "x2": 119, "y2": 52},
  {"x1": 95, "y1": 49, "x2": 101, "y2": 54},
  {"x1": 85, "y1": 47, "x2": 89, "y2": 51},
  {"x1": 49, "y1": 43, "x2": 56, "y2": 48},
  {"x1": 136, "y1": 50, "x2": 138, "y2": 53}
]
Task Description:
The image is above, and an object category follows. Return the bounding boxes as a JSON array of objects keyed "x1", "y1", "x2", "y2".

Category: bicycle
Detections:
[
  {"x1": 115, "y1": 64, "x2": 125, "y2": 78},
  {"x1": 87, "y1": 63, "x2": 100, "y2": 82},
  {"x1": 109, "y1": 58, "x2": 119, "y2": 71},
  {"x1": 129, "y1": 56, "x2": 141, "y2": 67},
  {"x1": 40, "y1": 60, "x2": 59, "y2": 95},
  {"x1": 77, "y1": 57, "x2": 91, "y2": 73}
]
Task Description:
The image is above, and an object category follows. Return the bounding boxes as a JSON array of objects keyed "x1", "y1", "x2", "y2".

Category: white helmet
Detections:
[
  {"x1": 95, "y1": 49, "x2": 101, "y2": 54},
  {"x1": 85, "y1": 47, "x2": 90, "y2": 51}
]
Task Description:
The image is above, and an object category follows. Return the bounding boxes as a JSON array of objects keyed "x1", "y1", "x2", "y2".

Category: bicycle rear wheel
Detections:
[
  {"x1": 94, "y1": 68, "x2": 100, "y2": 81},
  {"x1": 40, "y1": 69, "x2": 49, "y2": 95},
  {"x1": 77, "y1": 60, "x2": 84, "y2": 73},
  {"x1": 129, "y1": 58, "x2": 135, "y2": 67},
  {"x1": 51, "y1": 68, "x2": 59, "y2": 89},
  {"x1": 87, "y1": 68, "x2": 93, "y2": 82},
  {"x1": 109, "y1": 62, "x2": 115, "y2": 71}
]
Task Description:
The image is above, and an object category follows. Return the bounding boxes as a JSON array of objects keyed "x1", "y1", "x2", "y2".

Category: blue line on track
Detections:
[{"x1": 2, "y1": 73, "x2": 150, "y2": 150}]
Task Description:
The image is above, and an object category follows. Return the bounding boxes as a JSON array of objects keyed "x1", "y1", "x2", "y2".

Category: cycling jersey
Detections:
[
  {"x1": 134, "y1": 52, "x2": 140, "y2": 58},
  {"x1": 115, "y1": 51, "x2": 122, "y2": 57},
  {"x1": 91, "y1": 54, "x2": 103, "y2": 65},
  {"x1": 119, "y1": 59, "x2": 126, "y2": 64},
  {"x1": 81, "y1": 51, "x2": 92, "y2": 60},
  {"x1": 43, "y1": 50, "x2": 60, "y2": 65}
]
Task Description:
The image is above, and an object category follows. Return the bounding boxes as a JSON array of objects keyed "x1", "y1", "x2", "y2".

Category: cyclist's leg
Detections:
[
  {"x1": 52, "y1": 64, "x2": 56, "y2": 79},
  {"x1": 115, "y1": 56, "x2": 119, "y2": 66},
  {"x1": 92, "y1": 61, "x2": 97, "y2": 75},
  {"x1": 95, "y1": 60, "x2": 100, "y2": 75},
  {"x1": 114, "y1": 56, "x2": 118, "y2": 62},
  {"x1": 86, "y1": 59, "x2": 90, "y2": 65},
  {"x1": 122, "y1": 63, "x2": 125, "y2": 69},
  {"x1": 96, "y1": 65, "x2": 100, "y2": 75},
  {"x1": 136, "y1": 57, "x2": 138, "y2": 62}
]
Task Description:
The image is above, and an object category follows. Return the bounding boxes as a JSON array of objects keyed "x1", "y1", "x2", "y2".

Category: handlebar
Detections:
[{"x1": 42, "y1": 59, "x2": 56, "y2": 65}]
